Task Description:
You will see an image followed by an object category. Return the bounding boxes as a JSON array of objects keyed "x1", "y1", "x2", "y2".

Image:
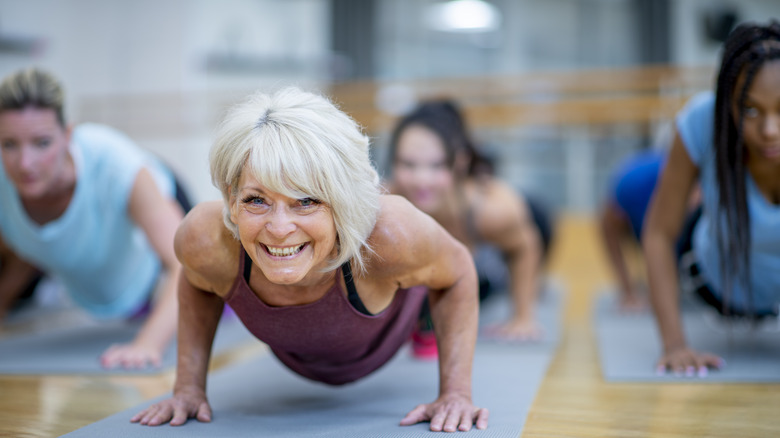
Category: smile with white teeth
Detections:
[{"x1": 266, "y1": 244, "x2": 305, "y2": 257}]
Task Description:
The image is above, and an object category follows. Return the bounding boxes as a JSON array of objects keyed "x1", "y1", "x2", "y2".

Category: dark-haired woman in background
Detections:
[
  {"x1": 387, "y1": 100, "x2": 555, "y2": 349},
  {"x1": 643, "y1": 20, "x2": 780, "y2": 377}
]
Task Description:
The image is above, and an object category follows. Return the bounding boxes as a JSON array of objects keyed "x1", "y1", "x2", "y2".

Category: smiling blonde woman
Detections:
[{"x1": 132, "y1": 87, "x2": 489, "y2": 433}]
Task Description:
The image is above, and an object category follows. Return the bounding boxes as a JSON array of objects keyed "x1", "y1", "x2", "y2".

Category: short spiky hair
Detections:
[
  {"x1": 0, "y1": 68, "x2": 65, "y2": 125},
  {"x1": 210, "y1": 86, "x2": 381, "y2": 274}
]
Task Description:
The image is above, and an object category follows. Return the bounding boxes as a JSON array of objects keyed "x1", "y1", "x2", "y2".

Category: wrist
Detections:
[
  {"x1": 173, "y1": 382, "x2": 207, "y2": 396},
  {"x1": 131, "y1": 333, "x2": 168, "y2": 354},
  {"x1": 663, "y1": 341, "x2": 687, "y2": 354}
]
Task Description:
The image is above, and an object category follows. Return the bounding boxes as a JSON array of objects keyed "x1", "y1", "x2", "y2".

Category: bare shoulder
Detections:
[
  {"x1": 366, "y1": 194, "x2": 473, "y2": 291},
  {"x1": 471, "y1": 178, "x2": 529, "y2": 237},
  {"x1": 175, "y1": 200, "x2": 240, "y2": 292},
  {"x1": 367, "y1": 195, "x2": 439, "y2": 270}
]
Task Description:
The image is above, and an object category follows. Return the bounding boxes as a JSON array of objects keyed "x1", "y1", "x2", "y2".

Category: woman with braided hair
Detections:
[{"x1": 643, "y1": 20, "x2": 780, "y2": 377}]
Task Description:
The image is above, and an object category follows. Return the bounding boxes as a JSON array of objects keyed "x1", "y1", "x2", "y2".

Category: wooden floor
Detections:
[{"x1": 1, "y1": 214, "x2": 778, "y2": 437}]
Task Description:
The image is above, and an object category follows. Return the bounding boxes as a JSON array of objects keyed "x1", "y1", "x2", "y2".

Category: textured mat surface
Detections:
[
  {"x1": 594, "y1": 293, "x2": 780, "y2": 382},
  {"x1": 62, "y1": 286, "x2": 564, "y2": 437},
  {"x1": 0, "y1": 314, "x2": 253, "y2": 375},
  {"x1": 63, "y1": 343, "x2": 554, "y2": 437}
]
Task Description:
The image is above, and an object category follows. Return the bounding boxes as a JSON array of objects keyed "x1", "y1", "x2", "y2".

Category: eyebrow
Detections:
[{"x1": 238, "y1": 185, "x2": 266, "y2": 194}]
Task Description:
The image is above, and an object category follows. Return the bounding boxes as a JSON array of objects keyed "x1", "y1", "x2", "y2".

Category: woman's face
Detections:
[
  {"x1": 0, "y1": 107, "x2": 71, "y2": 199},
  {"x1": 392, "y1": 124, "x2": 455, "y2": 214},
  {"x1": 733, "y1": 59, "x2": 780, "y2": 164},
  {"x1": 230, "y1": 166, "x2": 338, "y2": 286}
]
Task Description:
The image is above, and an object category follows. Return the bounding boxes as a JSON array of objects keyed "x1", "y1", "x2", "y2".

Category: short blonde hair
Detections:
[
  {"x1": 210, "y1": 86, "x2": 381, "y2": 274},
  {"x1": 0, "y1": 68, "x2": 65, "y2": 125}
]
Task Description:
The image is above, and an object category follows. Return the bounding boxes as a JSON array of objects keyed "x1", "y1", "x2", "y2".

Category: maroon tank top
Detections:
[{"x1": 224, "y1": 249, "x2": 427, "y2": 385}]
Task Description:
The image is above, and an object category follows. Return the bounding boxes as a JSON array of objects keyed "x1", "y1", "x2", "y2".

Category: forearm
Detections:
[
  {"x1": 498, "y1": 217, "x2": 544, "y2": 321},
  {"x1": 131, "y1": 265, "x2": 181, "y2": 352},
  {"x1": 643, "y1": 233, "x2": 686, "y2": 351},
  {"x1": 173, "y1": 273, "x2": 224, "y2": 393},
  {"x1": 506, "y1": 243, "x2": 541, "y2": 321},
  {"x1": 428, "y1": 274, "x2": 478, "y2": 397},
  {"x1": 600, "y1": 218, "x2": 634, "y2": 297}
]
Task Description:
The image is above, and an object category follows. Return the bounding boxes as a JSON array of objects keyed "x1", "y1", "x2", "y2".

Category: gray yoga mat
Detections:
[
  {"x1": 0, "y1": 314, "x2": 254, "y2": 375},
  {"x1": 63, "y1": 342, "x2": 554, "y2": 437},
  {"x1": 594, "y1": 292, "x2": 780, "y2": 382},
  {"x1": 478, "y1": 281, "x2": 563, "y2": 349},
  {"x1": 62, "y1": 285, "x2": 565, "y2": 437}
]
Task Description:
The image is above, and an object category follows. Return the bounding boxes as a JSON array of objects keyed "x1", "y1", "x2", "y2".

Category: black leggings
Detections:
[
  {"x1": 677, "y1": 207, "x2": 777, "y2": 319},
  {"x1": 524, "y1": 193, "x2": 556, "y2": 264}
]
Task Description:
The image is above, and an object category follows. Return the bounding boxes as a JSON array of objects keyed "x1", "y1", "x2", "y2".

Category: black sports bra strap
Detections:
[
  {"x1": 243, "y1": 249, "x2": 252, "y2": 282},
  {"x1": 342, "y1": 261, "x2": 372, "y2": 315}
]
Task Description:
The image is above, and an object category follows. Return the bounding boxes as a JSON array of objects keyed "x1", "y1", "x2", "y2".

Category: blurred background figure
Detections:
[
  {"x1": 386, "y1": 99, "x2": 555, "y2": 349},
  {"x1": 0, "y1": 68, "x2": 190, "y2": 369},
  {"x1": 600, "y1": 148, "x2": 666, "y2": 311}
]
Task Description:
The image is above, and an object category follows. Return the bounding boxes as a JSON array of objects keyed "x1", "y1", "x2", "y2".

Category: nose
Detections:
[
  {"x1": 265, "y1": 206, "x2": 297, "y2": 238},
  {"x1": 18, "y1": 145, "x2": 37, "y2": 171},
  {"x1": 761, "y1": 113, "x2": 780, "y2": 140},
  {"x1": 409, "y1": 164, "x2": 438, "y2": 187}
]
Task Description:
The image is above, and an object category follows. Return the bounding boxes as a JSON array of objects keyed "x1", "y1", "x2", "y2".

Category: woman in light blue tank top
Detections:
[
  {"x1": 0, "y1": 68, "x2": 187, "y2": 369},
  {"x1": 643, "y1": 21, "x2": 780, "y2": 378}
]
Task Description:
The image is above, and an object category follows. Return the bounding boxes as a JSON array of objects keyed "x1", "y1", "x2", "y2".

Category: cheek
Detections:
[
  {"x1": 741, "y1": 120, "x2": 762, "y2": 148},
  {"x1": 313, "y1": 218, "x2": 338, "y2": 250},
  {"x1": 41, "y1": 149, "x2": 61, "y2": 170},
  {"x1": 0, "y1": 149, "x2": 15, "y2": 174},
  {"x1": 35, "y1": 142, "x2": 68, "y2": 174},
  {"x1": 431, "y1": 169, "x2": 455, "y2": 190},
  {"x1": 393, "y1": 167, "x2": 417, "y2": 188}
]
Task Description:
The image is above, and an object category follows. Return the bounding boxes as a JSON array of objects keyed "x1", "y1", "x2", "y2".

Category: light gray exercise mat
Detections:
[
  {"x1": 477, "y1": 280, "x2": 563, "y2": 349},
  {"x1": 63, "y1": 341, "x2": 555, "y2": 437},
  {"x1": 0, "y1": 314, "x2": 254, "y2": 375},
  {"x1": 594, "y1": 293, "x2": 780, "y2": 382}
]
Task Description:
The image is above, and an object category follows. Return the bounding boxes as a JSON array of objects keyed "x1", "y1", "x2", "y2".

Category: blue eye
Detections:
[
  {"x1": 34, "y1": 138, "x2": 51, "y2": 148},
  {"x1": 242, "y1": 196, "x2": 265, "y2": 206},
  {"x1": 299, "y1": 197, "x2": 320, "y2": 207}
]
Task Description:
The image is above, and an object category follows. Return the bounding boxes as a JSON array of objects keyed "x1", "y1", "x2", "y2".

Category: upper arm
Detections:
[
  {"x1": 127, "y1": 168, "x2": 184, "y2": 268},
  {"x1": 371, "y1": 196, "x2": 475, "y2": 292},
  {"x1": 477, "y1": 183, "x2": 539, "y2": 257},
  {"x1": 173, "y1": 201, "x2": 236, "y2": 295},
  {"x1": 643, "y1": 130, "x2": 699, "y2": 244}
]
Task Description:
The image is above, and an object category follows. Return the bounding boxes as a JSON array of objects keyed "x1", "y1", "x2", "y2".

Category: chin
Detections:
[
  {"x1": 261, "y1": 266, "x2": 310, "y2": 285},
  {"x1": 15, "y1": 183, "x2": 46, "y2": 200}
]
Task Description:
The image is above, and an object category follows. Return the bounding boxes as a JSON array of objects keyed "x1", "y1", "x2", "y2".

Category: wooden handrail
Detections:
[{"x1": 328, "y1": 65, "x2": 715, "y2": 131}]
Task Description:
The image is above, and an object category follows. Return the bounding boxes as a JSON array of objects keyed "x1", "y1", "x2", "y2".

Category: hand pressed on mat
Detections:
[
  {"x1": 130, "y1": 387, "x2": 212, "y2": 426},
  {"x1": 400, "y1": 392, "x2": 489, "y2": 432},
  {"x1": 100, "y1": 341, "x2": 164, "y2": 370},
  {"x1": 655, "y1": 346, "x2": 723, "y2": 378}
]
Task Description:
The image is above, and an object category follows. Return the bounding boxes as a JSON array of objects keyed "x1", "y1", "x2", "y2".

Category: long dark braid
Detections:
[{"x1": 712, "y1": 20, "x2": 780, "y2": 315}]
